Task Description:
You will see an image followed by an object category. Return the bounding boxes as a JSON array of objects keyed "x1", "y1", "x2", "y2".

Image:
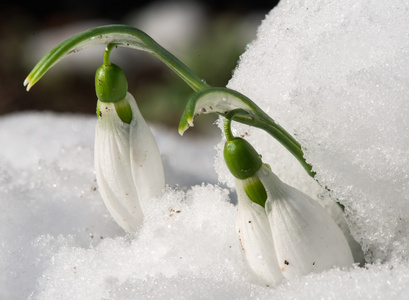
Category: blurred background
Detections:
[{"x1": 1, "y1": 0, "x2": 278, "y2": 130}]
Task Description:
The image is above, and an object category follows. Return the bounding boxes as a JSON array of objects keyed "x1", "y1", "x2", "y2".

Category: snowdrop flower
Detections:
[
  {"x1": 94, "y1": 51, "x2": 165, "y2": 233},
  {"x1": 224, "y1": 135, "x2": 354, "y2": 286}
]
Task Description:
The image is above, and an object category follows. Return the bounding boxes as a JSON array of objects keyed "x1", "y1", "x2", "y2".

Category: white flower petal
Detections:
[
  {"x1": 128, "y1": 93, "x2": 165, "y2": 209},
  {"x1": 259, "y1": 165, "x2": 354, "y2": 279},
  {"x1": 94, "y1": 93, "x2": 165, "y2": 232},
  {"x1": 235, "y1": 178, "x2": 284, "y2": 286},
  {"x1": 319, "y1": 195, "x2": 365, "y2": 265}
]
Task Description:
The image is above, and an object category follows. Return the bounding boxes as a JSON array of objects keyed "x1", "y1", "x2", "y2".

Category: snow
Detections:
[
  {"x1": 226, "y1": 0, "x2": 409, "y2": 265},
  {"x1": 3, "y1": 0, "x2": 409, "y2": 299}
]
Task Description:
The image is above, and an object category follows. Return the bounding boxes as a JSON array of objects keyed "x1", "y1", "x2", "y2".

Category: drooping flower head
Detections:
[
  {"x1": 94, "y1": 45, "x2": 165, "y2": 232},
  {"x1": 223, "y1": 116, "x2": 354, "y2": 286}
]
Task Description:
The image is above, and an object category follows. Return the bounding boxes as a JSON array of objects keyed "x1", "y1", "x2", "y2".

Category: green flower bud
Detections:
[
  {"x1": 95, "y1": 63, "x2": 128, "y2": 103},
  {"x1": 224, "y1": 137, "x2": 263, "y2": 180}
]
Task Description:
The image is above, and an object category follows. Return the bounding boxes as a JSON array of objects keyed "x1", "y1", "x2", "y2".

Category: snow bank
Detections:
[{"x1": 226, "y1": 0, "x2": 409, "y2": 263}]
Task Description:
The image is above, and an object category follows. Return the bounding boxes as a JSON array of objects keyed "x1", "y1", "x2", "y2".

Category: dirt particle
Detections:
[{"x1": 169, "y1": 208, "x2": 181, "y2": 217}]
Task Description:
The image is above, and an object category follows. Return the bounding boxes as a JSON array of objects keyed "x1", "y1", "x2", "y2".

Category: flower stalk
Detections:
[{"x1": 178, "y1": 88, "x2": 315, "y2": 178}]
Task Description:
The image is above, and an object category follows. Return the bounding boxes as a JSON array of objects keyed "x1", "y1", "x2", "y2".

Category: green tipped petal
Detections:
[
  {"x1": 114, "y1": 99, "x2": 132, "y2": 124},
  {"x1": 242, "y1": 175, "x2": 268, "y2": 208},
  {"x1": 97, "y1": 98, "x2": 132, "y2": 124}
]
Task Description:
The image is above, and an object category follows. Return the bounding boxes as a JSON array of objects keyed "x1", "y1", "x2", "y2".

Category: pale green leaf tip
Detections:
[
  {"x1": 23, "y1": 77, "x2": 32, "y2": 91},
  {"x1": 178, "y1": 122, "x2": 190, "y2": 136},
  {"x1": 178, "y1": 116, "x2": 194, "y2": 136},
  {"x1": 178, "y1": 127, "x2": 186, "y2": 136}
]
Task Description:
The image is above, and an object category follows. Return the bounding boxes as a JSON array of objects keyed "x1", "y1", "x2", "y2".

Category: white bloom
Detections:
[
  {"x1": 258, "y1": 165, "x2": 354, "y2": 279},
  {"x1": 236, "y1": 164, "x2": 354, "y2": 285},
  {"x1": 94, "y1": 92, "x2": 165, "y2": 232}
]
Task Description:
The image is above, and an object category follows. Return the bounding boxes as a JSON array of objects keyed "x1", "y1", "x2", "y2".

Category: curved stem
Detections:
[
  {"x1": 224, "y1": 118, "x2": 234, "y2": 141},
  {"x1": 25, "y1": 24, "x2": 316, "y2": 180},
  {"x1": 103, "y1": 43, "x2": 117, "y2": 66},
  {"x1": 232, "y1": 114, "x2": 315, "y2": 177},
  {"x1": 224, "y1": 109, "x2": 247, "y2": 141},
  {"x1": 24, "y1": 25, "x2": 209, "y2": 92},
  {"x1": 178, "y1": 87, "x2": 316, "y2": 178}
]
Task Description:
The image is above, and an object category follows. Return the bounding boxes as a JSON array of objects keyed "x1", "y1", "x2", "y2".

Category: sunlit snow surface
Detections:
[
  {"x1": 225, "y1": 0, "x2": 409, "y2": 264},
  {"x1": 3, "y1": 0, "x2": 409, "y2": 299}
]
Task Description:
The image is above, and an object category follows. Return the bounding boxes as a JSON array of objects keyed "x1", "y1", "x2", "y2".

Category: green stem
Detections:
[
  {"x1": 224, "y1": 118, "x2": 234, "y2": 141},
  {"x1": 24, "y1": 24, "x2": 316, "y2": 179},
  {"x1": 103, "y1": 43, "x2": 117, "y2": 66},
  {"x1": 24, "y1": 25, "x2": 209, "y2": 92},
  {"x1": 232, "y1": 114, "x2": 315, "y2": 177},
  {"x1": 224, "y1": 109, "x2": 250, "y2": 141},
  {"x1": 223, "y1": 108, "x2": 314, "y2": 177},
  {"x1": 179, "y1": 87, "x2": 316, "y2": 178}
]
